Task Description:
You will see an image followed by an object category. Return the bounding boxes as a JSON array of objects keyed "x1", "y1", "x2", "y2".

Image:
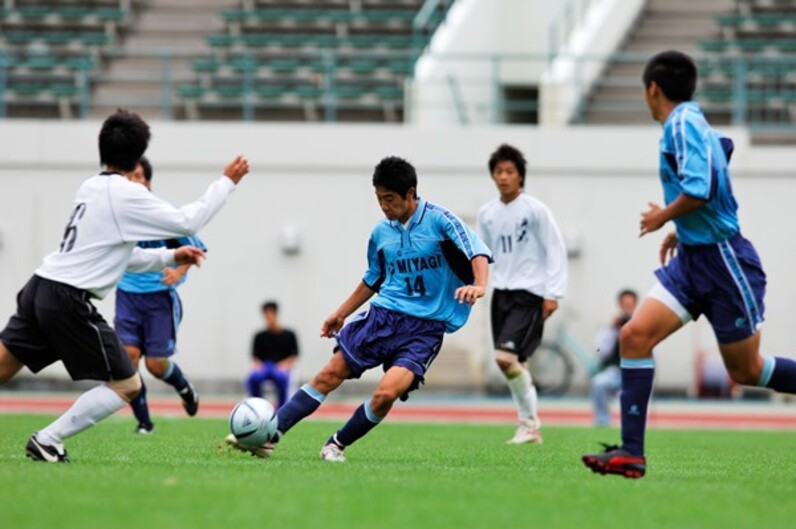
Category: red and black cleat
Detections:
[{"x1": 582, "y1": 443, "x2": 646, "y2": 479}]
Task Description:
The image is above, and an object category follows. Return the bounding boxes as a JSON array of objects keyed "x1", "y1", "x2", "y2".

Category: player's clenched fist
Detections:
[{"x1": 224, "y1": 155, "x2": 250, "y2": 184}]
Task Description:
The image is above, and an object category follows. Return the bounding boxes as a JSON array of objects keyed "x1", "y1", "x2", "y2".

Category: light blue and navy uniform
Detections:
[
  {"x1": 335, "y1": 198, "x2": 492, "y2": 393},
  {"x1": 114, "y1": 236, "x2": 206, "y2": 357},
  {"x1": 654, "y1": 101, "x2": 766, "y2": 343}
]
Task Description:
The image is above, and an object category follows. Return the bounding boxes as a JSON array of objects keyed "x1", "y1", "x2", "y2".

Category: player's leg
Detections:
[
  {"x1": 29, "y1": 279, "x2": 141, "y2": 462},
  {"x1": 491, "y1": 291, "x2": 543, "y2": 443},
  {"x1": 0, "y1": 342, "x2": 25, "y2": 383},
  {"x1": 114, "y1": 290, "x2": 152, "y2": 432},
  {"x1": 321, "y1": 366, "x2": 415, "y2": 462},
  {"x1": 719, "y1": 332, "x2": 796, "y2": 393},
  {"x1": 144, "y1": 292, "x2": 198, "y2": 416},
  {"x1": 226, "y1": 352, "x2": 352, "y2": 458},
  {"x1": 126, "y1": 345, "x2": 155, "y2": 433},
  {"x1": 276, "y1": 351, "x2": 351, "y2": 436},
  {"x1": 582, "y1": 285, "x2": 686, "y2": 478}
]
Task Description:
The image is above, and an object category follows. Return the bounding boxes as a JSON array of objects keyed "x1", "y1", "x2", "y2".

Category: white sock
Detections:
[
  {"x1": 37, "y1": 385, "x2": 126, "y2": 445},
  {"x1": 506, "y1": 369, "x2": 539, "y2": 426}
]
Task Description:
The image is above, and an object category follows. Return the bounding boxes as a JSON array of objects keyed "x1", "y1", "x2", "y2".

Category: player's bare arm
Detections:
[
  {"x1": 640, "y1": 194, "x2": 706, "y2": 236},
  {"x1": 161, "y1": 263, "x2": 191, "y2": 286},
  {"x1": 223, "y1": 155, "x2": 250, "y2": 185},
  {"x1": 454, "y1": 255, "x2": 489, "y2": 305},
  {"x1": 659, "y1": 230, "x2": 679, "y2": 265},
  {"x1": 320, "y1": 281, "x2": 376, "y2": 337},
  {"x1": 174, "y1": 246, "x2": 206, "y2": 266}
]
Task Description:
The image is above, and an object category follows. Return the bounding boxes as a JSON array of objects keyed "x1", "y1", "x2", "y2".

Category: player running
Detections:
[
  {"x1": 226, "y1": 156, "x2": 492, "y2": 461},
  {"x1": 0, "y1": 109, "x2": 249, "y2": 462},
  {"x1": 477, "y1": 144, "x2": 568, "y2": 444},
  {"x1": 581, "y1": 51, "x2": 796, "y2": 479},
  {"x1": 115, "y1": 157, "x2": 206, "y2": 434}
]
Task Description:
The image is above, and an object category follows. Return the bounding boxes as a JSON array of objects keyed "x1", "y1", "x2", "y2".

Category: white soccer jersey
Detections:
[
  {"x1": 36, "y1": 172, "x2": 235, "y2": 299},
  {"x1": 477, "y1": 193, "x2": 568, "y2": 299}
]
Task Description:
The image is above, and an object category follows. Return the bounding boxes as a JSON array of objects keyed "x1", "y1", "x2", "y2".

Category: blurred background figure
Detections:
[
  {"x1": 245, "y1": 301, "x2": 299, "y2": 408},
  {"x1": 591, "y1": 289, "x2": 638, "y2": 427}
]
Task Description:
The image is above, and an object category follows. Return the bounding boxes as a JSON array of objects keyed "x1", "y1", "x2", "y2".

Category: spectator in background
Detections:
[
  {"x1": 591, "y1": 289, "x2": 638, "y2": 427},
  {"x1": 246, "y1": 301, "x2": 299, "y2": 408}
]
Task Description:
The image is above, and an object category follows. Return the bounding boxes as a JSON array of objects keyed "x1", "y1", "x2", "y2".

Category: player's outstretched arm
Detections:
[
  {"x1": 320, "y1": 281, "x2": 375, "y2": 337},
  {"x1": 454, "y1": 255, "x2": 489, "y2": 305},
  {"x1": 127, "y1": 245, "x2": 205, "y2": 273}
]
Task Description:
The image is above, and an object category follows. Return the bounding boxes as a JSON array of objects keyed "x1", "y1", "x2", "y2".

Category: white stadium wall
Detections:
[{"x1": 0, "y1": 121, "x2": 795, "y2": 393}]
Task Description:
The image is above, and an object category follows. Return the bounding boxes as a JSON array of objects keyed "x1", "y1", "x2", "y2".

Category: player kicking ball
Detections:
[
  {"x1": 226, "y1": 156, "x2": 492, "y2": 462},
  {"x1": 581, "y1": 51, "x2": 796, "y2": 478},
  {"x1": 0, "y1": 109, "x2": 249, "y2": 462}
]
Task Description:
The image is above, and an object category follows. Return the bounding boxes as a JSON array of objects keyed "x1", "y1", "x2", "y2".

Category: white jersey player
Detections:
[
  {"x1": 0, "y1": 109, "x2": 250, "y2": 462},
  {"x1": 477, "y1": 143, "x2": 568, "y2": 445}
]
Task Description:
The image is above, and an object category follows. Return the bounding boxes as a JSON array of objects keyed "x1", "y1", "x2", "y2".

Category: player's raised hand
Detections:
[
  {"x1": 320, "y1": 312, "x2": 345, "y2": 338},
  {"x1": 640, "y1": 202, "x2": 665, "y2": 237},
  {"x1": 659, "y1": 230, "x2": 678, "y2": 265},
  {"x1": 174, "y1": 246, "x2": 205, "y2": 267},
  {"x1": 223, "y1": 155, "x2": 250, "y2": 185},
  {"x1": 454, "y1": 285, "x2": 485, "y2": 305}
]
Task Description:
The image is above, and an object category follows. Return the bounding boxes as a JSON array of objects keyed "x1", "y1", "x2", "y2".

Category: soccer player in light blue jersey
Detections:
[
  {"x1": 582, "y1": 51, "x2": 796, "y2": 479},
  {"x1": 226, "y1": 156, "x2": 492, "y2": 461},
  {"x1": 115, "y1": 157, "x2": 204, "y2": 434}
]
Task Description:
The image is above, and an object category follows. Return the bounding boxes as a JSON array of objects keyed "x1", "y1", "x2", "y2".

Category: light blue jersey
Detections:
[
  {"x1": 362, "y1": 198, "x2": 493, "y2": 333},
  {"x1": 659, "y1": 101, "x2": 739, "y2": 245},
  {"x1": 117, "y1": 236, "x2": 206, "y2": 294}
]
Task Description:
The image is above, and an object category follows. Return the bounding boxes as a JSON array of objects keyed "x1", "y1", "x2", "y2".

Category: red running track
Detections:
[{"x1": 1, "y1": 395, "x2": 795, "y2": 430}]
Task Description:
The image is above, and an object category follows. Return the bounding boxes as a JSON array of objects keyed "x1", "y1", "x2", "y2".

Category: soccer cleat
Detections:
[
  {"x1": 179, "y1": 383, "x2": 199, "y2": 417},
  {"x1": 134, "y1": 422, "x2": 155, "y2": 435},
  {"x1": 225, "y1": 433, "x2": 274, "y2": 459},
  {"x1": 507, "y1": 420, "x2": 543, "y2": 444},
  {"x1": 320, "y1": 442, "x2": 346, "y2": 463},
  {"x1": 582, "y1": 443, "x2": 646, "y2": 479},
  {"x1": 25, "y1": 433, "x2": 70, "y2": 463}
]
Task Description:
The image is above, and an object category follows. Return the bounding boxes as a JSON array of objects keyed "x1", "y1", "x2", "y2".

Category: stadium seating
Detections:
[
  {"x1": 0, "y1": 1, "x2": 134, "y2": 118},
  {"x1": 695, "y1": 0, "x2": 796, "y2": 127},
  {"x1": 176, "y1": 0, "x2": 452, "y2": 121}
]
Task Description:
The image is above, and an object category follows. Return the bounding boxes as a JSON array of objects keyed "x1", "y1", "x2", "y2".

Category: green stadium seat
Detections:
[
  {"x1": 374, "y1": 85, "x2": 402, "y2": 101},
  {"x1": 178, "y1": 85, "x2": 206, "y2": 98}
]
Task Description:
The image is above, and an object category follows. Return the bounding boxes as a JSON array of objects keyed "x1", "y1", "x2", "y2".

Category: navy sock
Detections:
[
  {"x1": 130, "y1": 380, "x2": 152, "y2": 427},
  {"x1": 619, "y1": 358, "x2": 655, "y2": 457},
  {"x1": 163, "y1": 361, "x2": 189, "y2": 392},
  {"x1": 274, "y1": 384, "x2": 325, "y2": 438},
  {"x1": 331, "y1": 401, "x2": 383, "y2": 448},
  {"x1": 758, "y1": 356, "x2": 796, "y2": 393}
]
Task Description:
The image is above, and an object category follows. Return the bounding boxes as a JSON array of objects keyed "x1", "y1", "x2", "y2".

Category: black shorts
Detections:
[
  {"x1": 490, "y1": 289, "x2": 545, "y2": 362},
  {"x1": 0, "y1": 275, "x2": 136, "y2": 381}
]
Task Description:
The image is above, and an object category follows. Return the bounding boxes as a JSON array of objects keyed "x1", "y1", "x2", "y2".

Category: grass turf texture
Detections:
[{"x1": 0, "y1": 414, "x2": 793, "y2": 529}]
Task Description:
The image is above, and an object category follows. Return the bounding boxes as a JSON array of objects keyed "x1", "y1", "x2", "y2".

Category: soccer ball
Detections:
[{"x1": 229, "y1": 397, "x2": 278, "y2": 446}]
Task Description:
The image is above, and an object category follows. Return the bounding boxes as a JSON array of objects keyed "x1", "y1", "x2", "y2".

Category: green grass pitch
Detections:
[{"x1": 1, "y1": 414, "x2": 794, "y2": 529}]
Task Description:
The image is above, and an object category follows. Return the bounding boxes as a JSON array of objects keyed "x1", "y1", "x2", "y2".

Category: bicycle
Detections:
[{"x1": 528, "y1": 323, "x2": 598, "y2": 396}]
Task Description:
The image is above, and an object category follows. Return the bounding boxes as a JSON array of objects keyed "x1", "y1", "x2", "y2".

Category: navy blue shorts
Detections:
[
  {"x1": 335, "y1": 305, "x2": 445, "y2": 384},
  {"x1": 114, "y1": 290, "x2": 182, "y2": 357},
  {"x1": 654, "y1": 234, "x2": 766, "y2": 344}
]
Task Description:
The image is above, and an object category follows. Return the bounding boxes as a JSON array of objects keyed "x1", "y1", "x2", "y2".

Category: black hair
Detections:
[
  {"x1": 372, "y1": 156, "x2": 418, "y2": 199},
  {"x1": 617, "y1": 289, "x2": 638, "y2": 301},
  {"x1": 642, "y1": 50, "x2": 697, "y2": 102},
  {"x1": 138, "y1": 156, "x2": 153, "y2": 182},
  {"x1": 98, "y1": 109, "x2": 150, "y2": 172},
  {"x1": 261, "y1": 301, "x2": 279, "y2": 313},
  {"x1": 488, "y1": 144, "x2": 527, "y2": 187}
]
